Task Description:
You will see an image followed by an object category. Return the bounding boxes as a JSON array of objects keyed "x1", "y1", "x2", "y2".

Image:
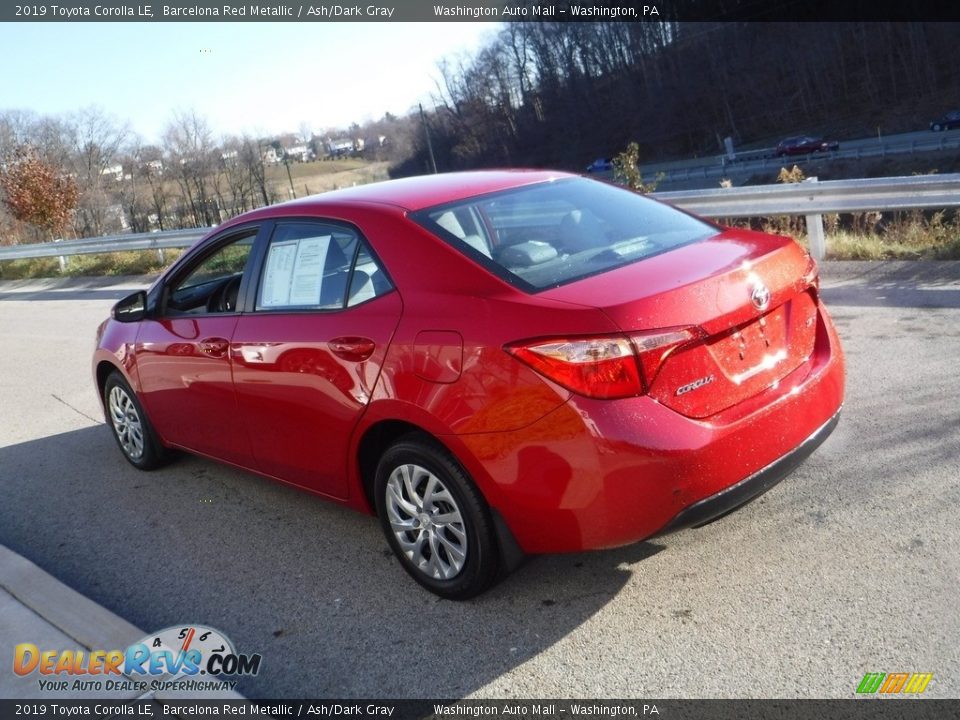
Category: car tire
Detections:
[
  {"x1": 932, "y1": 123, "x2": 943, "y2": 132},
  {"x1": 375, "y1": 435, "x2": 499, "y2": 600},
  {"x1": 103, "y1": 371, "x2": 169, "y2": 470}
]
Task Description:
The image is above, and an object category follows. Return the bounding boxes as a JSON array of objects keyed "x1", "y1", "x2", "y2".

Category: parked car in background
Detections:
[
  {"x1": 776, "y1": 136, "x2": 840, "y2": 157},
  {"x1": 585, "y1": 158, "x2": 614, "y2": 173},
  {"x1": 94, "y1": 171, "x2": 845, "y2": 599},
  {"x1": 930, "y1": 110, "x2": 960, "y2": 131}
]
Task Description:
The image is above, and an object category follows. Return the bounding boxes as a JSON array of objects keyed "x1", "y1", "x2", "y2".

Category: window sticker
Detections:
[
  {"x1": 289, "y1": 235, "x2": 330, "y2": 305},
  {"x1": 260, "y1": 240, "x2": 298, "y2": 307},
  {"x1": 260, "y1": 235, "x2": 331, "y2": 308}
]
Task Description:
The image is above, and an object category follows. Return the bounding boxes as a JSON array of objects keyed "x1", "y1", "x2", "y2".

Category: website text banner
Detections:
[
  {"x1": 3, "y1": 0, "x2": 959, "y2": 23},
  {"x1": 0, "y1": 699, "x2": 958, "y2": 720}
]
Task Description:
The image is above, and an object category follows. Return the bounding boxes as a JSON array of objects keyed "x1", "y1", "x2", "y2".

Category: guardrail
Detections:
[
  {"x1": 654, "y1": 174, "x2": 960, "y2": 258},
  {"x1": 0, "y1": 228, "x2": 208, "y2": 272},
  {"x1": 1, "y1": 174, "x2": 959, "y2": 265}
]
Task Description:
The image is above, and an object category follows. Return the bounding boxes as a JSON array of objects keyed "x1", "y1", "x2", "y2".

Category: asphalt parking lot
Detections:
[{"x1": 0, "y1": 261, "x2": 958, "y2": 699}]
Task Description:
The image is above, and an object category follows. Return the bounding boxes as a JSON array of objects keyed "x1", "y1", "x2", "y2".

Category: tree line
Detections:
[
  {"x1": 394, "y1": 21, "x2": 959, "y2": 176},
  {"x1": 3, "y1": 21, "x2": 958, "y2": 245},
  {"x1": 0, "y1": 108, "x2": 418, "y2": 245}
]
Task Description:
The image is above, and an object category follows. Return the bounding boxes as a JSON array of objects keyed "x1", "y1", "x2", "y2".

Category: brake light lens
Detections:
[
  {"x1": 507, "y1": 337, "x2": 640, "y2": 399},
  {"x1": 630, "y1": 328, "x2": 700, "y2": 389},
  {"x1": 506, "y1": 328, "x2": 700, "y2": 399},
  {"x1": 802, "y1": 254, "x2": 820, "y2": 291}
]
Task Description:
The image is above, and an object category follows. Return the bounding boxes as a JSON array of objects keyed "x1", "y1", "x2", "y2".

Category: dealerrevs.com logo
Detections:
[{"x1": 14, "y1": 625, "x2": 261, "y2": 694}]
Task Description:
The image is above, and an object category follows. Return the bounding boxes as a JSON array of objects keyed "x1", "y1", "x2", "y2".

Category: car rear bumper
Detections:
[
  {"x1": 655, "y1": 408, "x2": 840, "y2": 535},
  {"x1": 452, "y1": 299, "x2": 845, "y2": 554}
]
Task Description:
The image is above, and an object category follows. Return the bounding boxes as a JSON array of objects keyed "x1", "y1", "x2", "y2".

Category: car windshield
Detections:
[{"x1": 413, "y1": 177, "x2": 717, "y2": 292}]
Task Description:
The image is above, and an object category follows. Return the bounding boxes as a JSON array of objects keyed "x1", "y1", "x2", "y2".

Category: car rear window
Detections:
[{"x1": 412, "y1": 177, "x2": 716, "y2": 292}]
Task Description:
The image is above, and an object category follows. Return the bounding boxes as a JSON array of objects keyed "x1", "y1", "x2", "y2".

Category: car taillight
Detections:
[
  {"x1": 629, "y1": 328, "x2": 700, "y2": 389},
  {"x1": 802, "y1": 254, "x2": 820, "y2": 291},
  {"x1": 506, "y1": 328, "x2": 700, "y2": 399}
]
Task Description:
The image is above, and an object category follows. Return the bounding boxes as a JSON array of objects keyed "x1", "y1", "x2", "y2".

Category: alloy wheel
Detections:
[
  {"x1": 108, "y1": 385, "x2": 145, "y2": 460},
  {"x1": 385, "y1": 463, "x2": 468, "y2": 580}
]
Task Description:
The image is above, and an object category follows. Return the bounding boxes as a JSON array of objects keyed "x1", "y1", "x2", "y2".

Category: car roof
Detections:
[{"x1": 267, "y1": 169, "x2": 574, "y2": 214}]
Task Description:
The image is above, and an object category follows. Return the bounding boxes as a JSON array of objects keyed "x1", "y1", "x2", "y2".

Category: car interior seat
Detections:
[{"x1": 558, "y1": 209, "x2": 606, "y2": 253}]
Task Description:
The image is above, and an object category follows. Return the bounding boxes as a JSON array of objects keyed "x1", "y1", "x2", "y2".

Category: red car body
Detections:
[
  {"x1": 94, "y1": 171, "x2": 844, "y2": 593},
  {"x1": 776, "y1": 136, "x2": 840, "y2": 156}
]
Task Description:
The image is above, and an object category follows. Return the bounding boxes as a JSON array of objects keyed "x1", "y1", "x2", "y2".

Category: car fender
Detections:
[{"x1": 92, "y1": 319, "x2": 144, "y2": 399}]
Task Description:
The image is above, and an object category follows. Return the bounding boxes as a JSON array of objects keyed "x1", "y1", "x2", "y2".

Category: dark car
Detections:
[
  {"x1": 94, "y1": 171, "x2": 844, "y2": 599},
  {"x1": 930, "y1": 111, "x2": 960, "y2": 132},
  {"x1": 776, "y1": 136, "x2": 840, "y2": 157}
]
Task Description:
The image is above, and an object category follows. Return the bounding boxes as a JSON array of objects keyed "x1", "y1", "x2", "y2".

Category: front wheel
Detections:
[
  {"x1": 103, "y1": 371, "x2": 169, "y2": 470},
  {"x1": 375, "y1": 436, "x2": 499, "y2": 600},
  {"x1": 932, "y1": 123, "x2": 943, "y2": 132}
]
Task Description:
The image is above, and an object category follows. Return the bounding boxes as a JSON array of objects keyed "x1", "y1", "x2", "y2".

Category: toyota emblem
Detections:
[{"x1": 751, "y1": 282, "x2": 771, "y2": 311}]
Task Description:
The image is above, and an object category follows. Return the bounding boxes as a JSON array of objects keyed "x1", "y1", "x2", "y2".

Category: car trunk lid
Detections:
[{"x1": 540, "y1": 229, "x2": 819, "y2": 418}]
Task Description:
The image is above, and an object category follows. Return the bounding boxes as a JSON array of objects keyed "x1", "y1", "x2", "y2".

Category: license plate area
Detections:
[
  {"x1": 707, "y1": 304, "x2": 789, "y2": 377},
  {"x1": 650, "y1": 291, "x2": 818, "y2": 418}
]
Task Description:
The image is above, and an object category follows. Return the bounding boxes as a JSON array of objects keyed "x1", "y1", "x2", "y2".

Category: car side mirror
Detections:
[{"x1": 111, "y1": 290, "x2": 147, "y2": 323}]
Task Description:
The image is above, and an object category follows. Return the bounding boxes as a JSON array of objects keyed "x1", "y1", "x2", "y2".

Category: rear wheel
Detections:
[
  {"x1": 375, "y1": 436, "x2": 499, "y2": 599},
  {"x1": 932, "y1": 123, "x2": 943, "y2": 132},
  {"x1": 104, "y1": 371, "x2": 169, "y2": 470}
]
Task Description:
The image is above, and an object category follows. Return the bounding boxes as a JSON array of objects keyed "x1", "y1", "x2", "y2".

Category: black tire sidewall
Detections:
[
  {"x1": 374, "y1": 437, "x2": 498, "y2": 600},
  {"x1": 103, "y1": 371, "x2": 166, "y2": 470}
]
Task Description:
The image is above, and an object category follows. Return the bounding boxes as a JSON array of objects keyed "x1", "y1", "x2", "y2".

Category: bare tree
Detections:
[
  {"x1": 238, "y1": 136, "x2": 272, "y2": 207},
  {"x1": 163, "y1": 111, "x2": 218, "y2": 227},
  {"x1": 66, "y1": 107, "x2": 130, "y2": 237}
]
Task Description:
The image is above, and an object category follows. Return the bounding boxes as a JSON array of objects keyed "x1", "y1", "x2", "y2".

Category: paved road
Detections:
[
  {"x1": 0, "y1": 264, "x2": 958, "y2": 699},
  {"x1": 613, "y1": 127, "x2": 960, "y2": 190}
]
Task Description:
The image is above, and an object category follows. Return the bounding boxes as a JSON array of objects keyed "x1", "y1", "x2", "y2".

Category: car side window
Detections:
[
  {"x1": 256, "y1": 222, "x2": 393, "y2": 311},
  {"x1": 166, "y1": 231, "x2": 256, "y2": 315}
]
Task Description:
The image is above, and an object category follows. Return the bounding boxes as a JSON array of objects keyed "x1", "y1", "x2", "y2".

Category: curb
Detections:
[
  {"x1": 0, "y1": 545, "x2": 143, "y2": 653},
  {"x1": 0, "y1": 545, "x2": 245, "y2": 703}
]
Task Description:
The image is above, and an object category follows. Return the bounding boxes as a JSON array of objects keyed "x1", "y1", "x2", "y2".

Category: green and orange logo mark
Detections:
[{"x1": 856, "y1": 672, "x2": 933, "y2": 695}]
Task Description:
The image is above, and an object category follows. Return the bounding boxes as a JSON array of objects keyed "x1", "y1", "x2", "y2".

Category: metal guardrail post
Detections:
[
  {"x1": 806, "y1": 214, "x2": 826, "y2": 260},
  {"x1": 802, "y1": 177, "x2": 827, "y2": 260}
]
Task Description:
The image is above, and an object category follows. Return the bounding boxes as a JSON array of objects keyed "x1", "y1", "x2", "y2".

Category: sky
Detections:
[{"x1": 0, "y1": 22, "x2": 498, "y2": 142}]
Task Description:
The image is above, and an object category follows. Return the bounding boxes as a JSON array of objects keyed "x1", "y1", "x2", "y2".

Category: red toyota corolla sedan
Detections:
[{"x1": 93, "y1": 171, "x2": 844, "y2": 598}]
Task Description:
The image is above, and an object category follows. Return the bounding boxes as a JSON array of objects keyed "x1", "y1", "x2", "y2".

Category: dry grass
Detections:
[
  {"x1": 823, "y1": 230, "x2": 960, "y2": 260},
  {"x1": 266, "y1": 160, "x2": 390, "y2": 199},
  {"x1": 725, "y1": 209, "x2": 960, "y2": 260},
  {"x1": 0, "y1": 249, "x2": 183, "y2": 280}
]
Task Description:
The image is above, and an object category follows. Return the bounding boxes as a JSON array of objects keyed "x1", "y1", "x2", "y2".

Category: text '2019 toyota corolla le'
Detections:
[{"x1": 94, "y1": 171, "x2": 844, "y2": 599}]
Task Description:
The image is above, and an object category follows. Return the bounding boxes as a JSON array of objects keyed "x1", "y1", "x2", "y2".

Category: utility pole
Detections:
[
  {"x1": 283, "y1": 154, "x2": 295, "y2": 198},
  {"x1": 419, "y1": 103, "x2": 438, "y2": 174}
]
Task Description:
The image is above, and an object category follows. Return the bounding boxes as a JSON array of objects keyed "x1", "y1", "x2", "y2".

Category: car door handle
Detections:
[
  {"x1": 198, "y1": 337, "x2": 230, "y2": 358},
  {"x1": 328, "y1": 337, "x2": 376, "y2": 362}
]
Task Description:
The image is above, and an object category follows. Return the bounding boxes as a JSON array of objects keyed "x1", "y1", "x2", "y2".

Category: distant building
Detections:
[
  {"x1": 284, "y1": 144, "x2": 312, "y2": 162},
  {"x1": 262, "y1": 147, "x2": 282, "y2": 164},
  {"x1": 326, "y1": 139, "x2": 354, "y2": 157},
  {"x1": 101, "y1": 164, "x2": 124, "y2": 182},
  {"x1": 326, "y1": 138, "x2": 365, "y2": 157}
]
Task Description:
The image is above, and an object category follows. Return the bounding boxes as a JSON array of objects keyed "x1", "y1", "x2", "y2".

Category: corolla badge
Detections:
[
  {"x1": 676, "y1": 375, "x2": 715, "y2": 396},
  {"x1": 751, "y1": 282, "x2": 771, "y2": 311}
]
